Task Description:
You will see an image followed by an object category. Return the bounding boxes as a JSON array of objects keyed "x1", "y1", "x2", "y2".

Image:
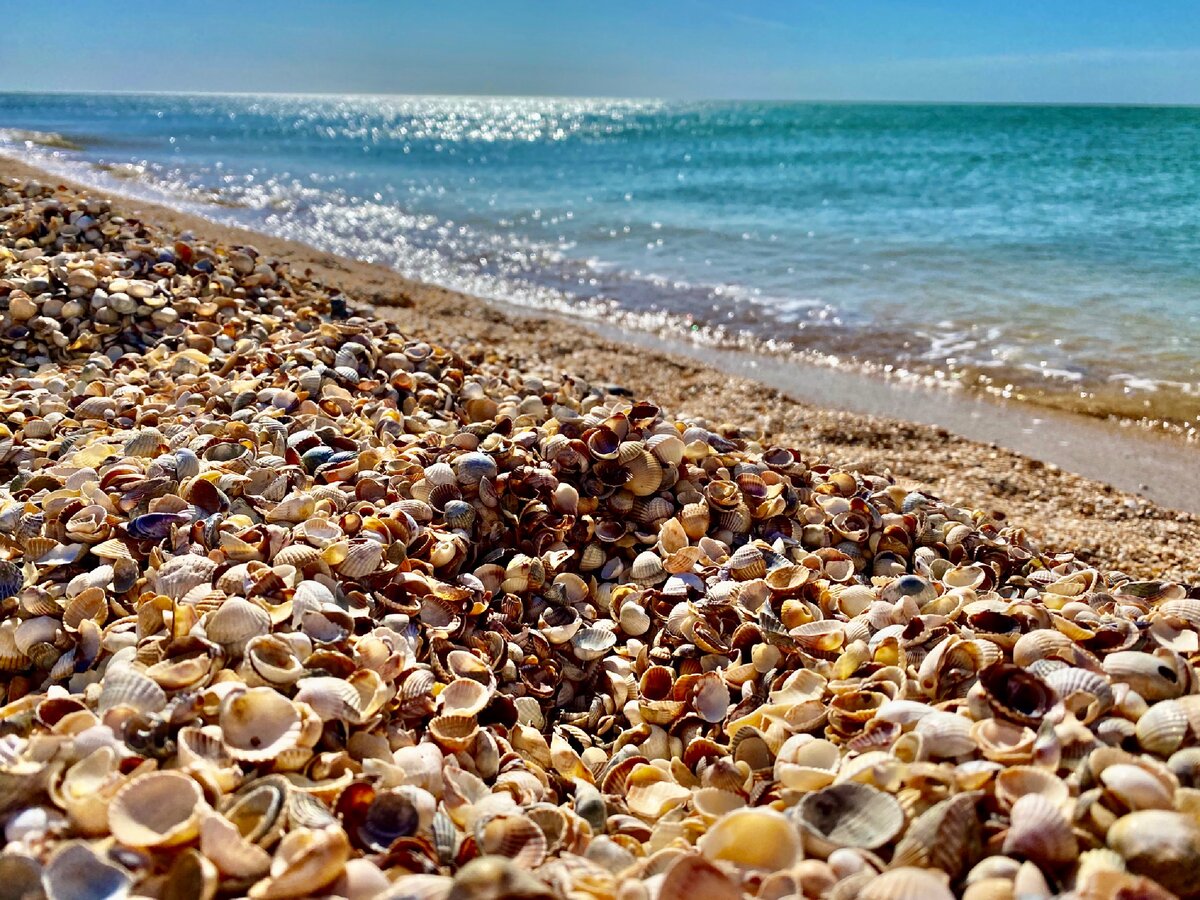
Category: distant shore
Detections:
[{"x1": 3, "y1": 154, "x2": 1196, "y2": 580}]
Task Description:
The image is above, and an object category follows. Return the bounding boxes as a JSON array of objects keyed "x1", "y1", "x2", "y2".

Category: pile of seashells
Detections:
[{"x1": 1, "y1": 176, "x2": 1199, "y2": 900}]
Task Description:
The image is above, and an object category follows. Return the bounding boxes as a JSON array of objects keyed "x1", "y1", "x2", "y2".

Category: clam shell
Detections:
[
  {"x1": 219, "y1": 687, "x2": 303, "y2": 761},
  {"x1": 697, "y1": 807, "x2": 802, "y2": 871},
  {"x1": 438, "y1": 677, "x2": 492, "y2": 717},
  {"x1": 247, "y1": 825, "x2": 351, "y2": 900},
  {"x1": 42, "y1": 841, "x2": 133, "y2": 900},
  {"x1": 108, "y1": 771, "x2": 205, "y2": 848},
  {"x1": 1107, "y1": 810, "x2": 1200, "y2": 897}
]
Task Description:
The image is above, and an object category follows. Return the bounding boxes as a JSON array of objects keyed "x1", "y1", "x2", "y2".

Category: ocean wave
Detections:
[{"x1": 0, "y1": 128, "x2": 83, "y2": 151}]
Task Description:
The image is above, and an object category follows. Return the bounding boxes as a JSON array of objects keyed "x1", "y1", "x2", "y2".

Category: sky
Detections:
[{"x1": 5, "y1": 1, "x2": 1200, "y2": 104}]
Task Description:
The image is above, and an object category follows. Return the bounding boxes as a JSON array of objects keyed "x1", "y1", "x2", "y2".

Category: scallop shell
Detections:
[
  {"x1": 219, "y1": 687, "x2": 303, "y2": 761},
  {"x1": 860, "y1": 868, "x2": 955, "y2": 900},
  {"x1": 728, "y1": 543, "x2": 766, "y2": 581},
  {"x1": 891, "y1": 792, "x2": 982, "y2": 879},
  {"x1": 478, "y1": 813, "x2": 547, "y2": 869},
  {"x1": 205, "y1": 597, "x2": 271, "y2": 655},
  {"x1": 1001, "y1": 793, "x2": 1077, "y2": 868},
  {"x1": 630, "y1": 550, "x2": 666, "y2": 585},
  {"x1": 619, "y1": 443, "x2": 662, "y2": 496},
  {"x1": 658, "y1": 854, "x2": 742, "y2": 900},
  {"x1": 241, "y1": 634, "x2": 305, "y2": 687},
  {"x1": 98, "y1": 666, "x2": 167, "y2": 715},
  {"x1": 1136, "y1": 697, "x2": 1198, "y2": 756},
  {"x1": 793, "y1": 782, "x2": 905, "y2": 855},
  {"x1": 333, "y1": 538, "x2": 383, "y2": 578},
  {"x1": 0, "y1": 560, "x2": 25, "y2": 601},
  {"x1": 108, "y1": 771, "x2": 206, "y2": 848}
]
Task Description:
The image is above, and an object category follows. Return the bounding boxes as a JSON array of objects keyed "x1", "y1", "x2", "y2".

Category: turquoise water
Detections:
[{"x1": 2, "y1": 93, "x2": 1198, "y2": 422}]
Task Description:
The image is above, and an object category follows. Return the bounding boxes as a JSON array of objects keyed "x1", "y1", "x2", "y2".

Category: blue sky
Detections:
[{"x1": 6, "y1": 1, "x2": 1200, "y2": 103}]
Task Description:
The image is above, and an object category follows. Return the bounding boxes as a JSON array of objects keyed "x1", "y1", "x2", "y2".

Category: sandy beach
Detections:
[
  {"x1": 2, "y1": 155, "x2": 1193, "y2": 582},
  {"x1": 5, "y1": 153, "x2": 1200, "y2": 900}
]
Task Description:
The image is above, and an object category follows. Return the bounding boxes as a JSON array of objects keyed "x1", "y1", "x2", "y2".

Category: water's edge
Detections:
[{"x1": 3, "y1": 152, "x2": 1196, "y2": 514}]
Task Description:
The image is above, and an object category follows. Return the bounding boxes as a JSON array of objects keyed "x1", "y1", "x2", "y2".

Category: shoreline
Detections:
[
  {"x1": 2, "y1": 154, "x2": 1197, "y2": 580},
  {"x1": 3, "y1": 123, "x2": 1199, "y2": 441}
]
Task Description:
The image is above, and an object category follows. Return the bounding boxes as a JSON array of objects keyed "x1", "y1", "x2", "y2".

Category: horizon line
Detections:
[{"x1": 2, "y1": 89, "x2": 1199, "y2": 109}]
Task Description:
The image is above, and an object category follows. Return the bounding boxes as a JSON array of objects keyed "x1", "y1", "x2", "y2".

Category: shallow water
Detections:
[{"x1": 2, "y1": 93, "x2": 1198, "y2": 427}]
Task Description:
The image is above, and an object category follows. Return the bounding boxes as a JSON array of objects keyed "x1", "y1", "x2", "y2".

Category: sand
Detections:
[{"x1": 3, "y1": 155, "x2": 1195, "y2": 582}]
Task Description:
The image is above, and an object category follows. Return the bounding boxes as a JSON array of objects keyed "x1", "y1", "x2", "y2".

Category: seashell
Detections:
[
  {"x1": 630, "y1": 550, "x2": 666, "y2": 585},
  {"x1": 618, "y1": 442, "x2": 662, "y2": 496},
  {"x1": 793, "y1": 782, "x2": 905, "y2": 855},
  {"x1": 625, "y1": 765, "x2": 692, "y2": 820},
  {"x1": 454, "y1": 451, "x2": 497, "y2": 486},
  {"x1": 1100, "y1": 763, "x2": 1175, "y2": 810},
  {"x1": 860, "y1": 868, "x2": 955, "y2": 900},
  {"x1": 220, "y1": 777, "x2": 290, "y2": 847},
  {"x1": 1002, "y1": 793, "x2": 1077, "y2": 868},
  {"x1": 914, "y1": 710, "x2": 976, "y2": 758},
  {"x1": 1103, "y1": 651, "x2": 1185, "y2": 702},
  {"x1": 978, "y1": 662, "x2": 1059, "y2": 726},
  {"x1": 658, "y1": 854, "x2": 741, "y2": 900},
  {"x1": 1136, "y1": 698, "x2": 1191, "y2": 755},
  {"x1": 572, "y1": 626, "x2": 617, "y2": 661},
  {"x1": 205, "y1": 597, "x2": 270, "y2": 655},
  {"x1": 697, "y1": 807, "x2": 803, "y2": 871},
  {"x1": 478, "y1": 813, "x2": 547, "y2": 869},
  {"x1": 247, "y1": 825, "x2": 351, "y2": 899},
  {"x1": 619, "y1": 601, "x2": 652, "y2": 636},
  {"x1": 891, "y1": 792, "x2": 981, "y2": 879},
  {"x1": 219, "y1": 687, "x2": 302, "y2": 761},
  {"x1": 108, "y1": 770, "x2": 206, "y2": 848},
  {"x1": 337, "y1": 540, "x2": 383, "y2": 578},
  {"x1": 428, "y1": 714, "x2": 480, "y2": 752},
  {"x1": 994, "y1": 766, "x2": 1069, "y2": 812},
  {"x1": 446, "y1": 857, "x2": 553, "y2": 900},
  {"x1": 99, "y1": 666, "x2": 167, "y2": 715},
  {"x1": 0, "y1": 560, "x2": 25, "y2": 600},
  {"x1": 153, "y1": 553, "x2": 218, "y2": 601},
  {"x1": 42, "y1": 841, "x2": 133, "y2": 900},
  {"x1": 242, "y1": 634, "x2": 305, "y2": 687},
  {"x1": 679, "y1": 502, "x2": 711, "y2": 539},
  {"x1": 1107, "y1": 810, "x2": 1200, "y2": 897},
  {"x1": 728, "y1": 543, "x2": 766, "y2": 581},
  {"x1": 438, "y1": 677, "x2": 492, "y2": 717}
]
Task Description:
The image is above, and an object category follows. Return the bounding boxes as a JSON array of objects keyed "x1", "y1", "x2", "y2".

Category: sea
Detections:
[{"x1": 1, "y1": 93, "x2": 1197, "y2": 428}]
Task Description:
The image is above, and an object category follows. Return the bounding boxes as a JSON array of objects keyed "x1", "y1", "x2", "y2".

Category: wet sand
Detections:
[{"x1": 4, "y1": 155, "x2": 1196, "y2": 581}]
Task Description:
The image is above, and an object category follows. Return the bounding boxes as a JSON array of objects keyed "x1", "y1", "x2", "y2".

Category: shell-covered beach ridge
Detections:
[{"x1": 1, "y1": 176, "x2": 1199, "y2": 899}]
